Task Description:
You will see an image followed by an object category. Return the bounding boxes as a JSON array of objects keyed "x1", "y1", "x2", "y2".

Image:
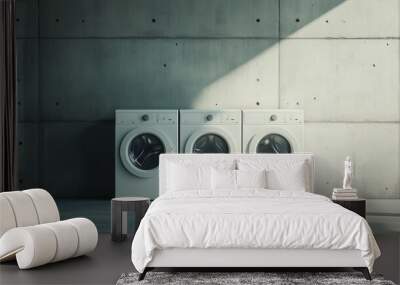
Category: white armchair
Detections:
[{"x1": 0, "y1": 189, "x2": 98, "y2": 269}]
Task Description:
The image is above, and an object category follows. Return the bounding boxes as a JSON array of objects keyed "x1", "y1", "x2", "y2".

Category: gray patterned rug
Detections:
[{"x1": 116, "y1": 272, "x2": 396, "y2": 285}]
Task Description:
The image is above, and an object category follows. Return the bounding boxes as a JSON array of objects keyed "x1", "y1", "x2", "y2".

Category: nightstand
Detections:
[
  {"x1": 332, "y1": 199, "x2": 366, "y2": 218},
  {"x1": 111, "y1": 197, "x2": 150, "y2": 242}
]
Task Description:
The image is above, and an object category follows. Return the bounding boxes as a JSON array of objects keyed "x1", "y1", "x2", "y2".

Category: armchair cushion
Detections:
[
  {"x1": 0, "y1": 218, "x2": 98, "y2": 269},
  {"x1": 24, "y1": 188, "x2": 60, "y2": 223},
  {"x1": 0, "y1": 189, "x2": 98, "y2": 269},
  {"x1": 0, "y1": 195, "x2": 16, "y2": 237}
]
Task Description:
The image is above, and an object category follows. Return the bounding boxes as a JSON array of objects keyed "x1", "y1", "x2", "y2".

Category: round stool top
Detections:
[{"x1": 112, "y1": 197, "x2": 150, "y2": 202}]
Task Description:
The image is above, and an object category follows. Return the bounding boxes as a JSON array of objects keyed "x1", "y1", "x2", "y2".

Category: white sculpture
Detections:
[{"x1": 342, "y1": 156, "x2": 353, "y2": 190}]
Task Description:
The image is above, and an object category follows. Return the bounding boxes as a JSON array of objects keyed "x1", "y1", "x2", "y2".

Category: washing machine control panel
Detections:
[
  {"x1": 264, "y1": 111, "x2": 303, "y2": 124},
  {"x1": 180, "y1": 111, "x2": 240, "y2": 125},
  {"x1": 269, "y1": 114, "x2": 278, "y2": 122},
  {"x1": 203, "y1": 112, "x2": 240, "y2": 125},
  {"x1": 116, "y1": 112, "x2": 177, "y2": 125},
  {"x1": 286, "y1": 112, "x2": 304, "y2": 123},
  {"x1": 156, "y1": 113, "x2": 177, "y2": 124},
  {"x1": 243, "y1": 110, "x2": 304, "y2": 125}
]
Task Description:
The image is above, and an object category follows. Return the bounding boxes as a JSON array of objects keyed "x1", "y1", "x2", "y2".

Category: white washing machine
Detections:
[
  {"x1": 242, "y1": 109, "x2": 304, "y2": 153},
  {"x1": 180, "y1": 109, "x2": 242, "y2": 153},
  {"x1": 115, "y1": 110, "x2": 178, "y2": 198}
]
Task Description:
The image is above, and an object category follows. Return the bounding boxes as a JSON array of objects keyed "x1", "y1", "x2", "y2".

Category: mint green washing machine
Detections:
[
  {"x1": 115, "y1": 110, "x2": 178, "y2": 198},
  {"x1": 242, "y1": 109, "x2": 304, "y2": 153},
  {"x1": 179, "y1": 109, "x2": 242, "y2": 154}
]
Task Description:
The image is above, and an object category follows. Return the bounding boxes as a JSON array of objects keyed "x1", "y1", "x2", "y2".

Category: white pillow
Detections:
[
  {"x1": 167, "y1": 163, "x2": 211, "y2": 191},
  {"x1": 236, "y1": 169, "x2": 267, "y2": 189},
  {"x1": 238, "y1": 159, "x2": 309, "y2": 191},
  {"x1": 211, "y1": 168, "x2": 237, "y2": 190},
  {"x1": 266, "y1": 162, "x2": 307, "y2": 191}
]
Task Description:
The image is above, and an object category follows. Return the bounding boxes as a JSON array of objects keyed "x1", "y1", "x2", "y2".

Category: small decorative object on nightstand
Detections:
[
  {"x1": 332, "y1": 199, "x2": 366, "y2": 218},
  {"x1": 332, "y1": 156, "x2": 359, "y2": 200},
  {"x1": 332, "y1": 188, "x2": 358, "y2": 200},
  {"x1": 111, "y1": 197, "x2": 150, "y2": 242},
  {"x1": 342, "y1": 156, "x2": 353, "y2": 190}
]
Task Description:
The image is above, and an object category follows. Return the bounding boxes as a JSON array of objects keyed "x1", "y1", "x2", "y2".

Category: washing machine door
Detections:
[
  {"x1": 184, "y1": 127, "x2": 238, "y2": 153},
  {"x1": 248, "y1": 128, "x2": 299, "y2": 154},
  {"x1": 120, "y1": 127, "x2": 173, "y2": 178}
]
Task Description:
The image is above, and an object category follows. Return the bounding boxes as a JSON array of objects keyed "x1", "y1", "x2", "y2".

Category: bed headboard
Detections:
[{"x1": 159, "y1": 153, "x2": 315, "y2": 196}]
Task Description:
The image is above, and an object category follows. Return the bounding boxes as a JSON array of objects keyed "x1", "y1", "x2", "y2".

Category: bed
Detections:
[{"x1": 131, "y1": 154, "x2": 380, "y2": 280}]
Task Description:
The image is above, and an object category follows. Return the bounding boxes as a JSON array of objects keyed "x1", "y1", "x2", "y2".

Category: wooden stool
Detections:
[{"x1": 111, "y1": 197, "x2": 150, "y2": 242}]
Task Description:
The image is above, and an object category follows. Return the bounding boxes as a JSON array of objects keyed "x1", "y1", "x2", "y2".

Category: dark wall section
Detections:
[
  {"x1": 16, "y1": 0, "x2": 344, "y2": 198},
  {"x1": 40, "y1": 39, "x2": 276, "y2": 121},
  {"x1": 17, "y1": 0, "x2": 40, "y2": 191}
]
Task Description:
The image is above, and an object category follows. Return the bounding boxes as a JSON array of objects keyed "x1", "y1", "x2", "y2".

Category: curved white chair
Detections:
[{"x1": 0, "y1": 189, "x2": 98, "y2": 269}]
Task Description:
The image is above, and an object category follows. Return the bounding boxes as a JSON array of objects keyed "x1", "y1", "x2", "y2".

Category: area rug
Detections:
[{"x1": 116, "y1": 272, "x2": 396, "y2": 285}]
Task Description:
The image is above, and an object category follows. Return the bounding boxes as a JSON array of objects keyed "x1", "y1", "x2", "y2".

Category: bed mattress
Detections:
[{"x1": 131, "y1": 190, "x2": 380, "y2": 273}]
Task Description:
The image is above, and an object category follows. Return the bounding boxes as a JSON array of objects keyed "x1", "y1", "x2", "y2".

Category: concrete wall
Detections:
[{"x1": 16, "y1": 0, "x2": 399, "y2": 199}]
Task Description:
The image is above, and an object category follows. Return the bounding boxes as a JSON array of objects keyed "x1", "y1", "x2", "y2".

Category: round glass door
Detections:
[
  {"x1": 128, "y1": 133, "x2": 166, "y2": 170},
  {"x1": 192, "y1": 134, "x2": 229, "y2": 153},
  {"x1": 256, "y1": 133, "x2": 292, "y2": 153}
]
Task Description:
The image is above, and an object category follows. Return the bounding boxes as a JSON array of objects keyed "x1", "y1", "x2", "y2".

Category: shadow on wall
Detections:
[
  {"x1": 17, "y1": 0, "x2": 347, "y2": 198},
  {"x1": 40, "y1": 123, "x2": 114, "y2": 198},
  {"x1": 193, "y1": 0, "x2": 349, "y2": 109},
  {"x1": 38, "y1": 0, "x2": 347, "y2": 120}
]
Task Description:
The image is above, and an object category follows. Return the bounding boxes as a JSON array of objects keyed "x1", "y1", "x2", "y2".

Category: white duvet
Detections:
[{"x1": 131, "y1": 190, "x2": 380, "y2": 273}]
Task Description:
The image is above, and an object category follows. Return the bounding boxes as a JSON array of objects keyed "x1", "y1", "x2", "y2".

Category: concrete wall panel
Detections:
[
  {"x1": 40, "y1": 39, "x2": 278, "y2": 121},
  {"x1": 39, "y1": 0, "x2": 279, "y2": 38},
  {"x1": 17, "y1": 39, "x2": 39, "y2": 122},
  {"x1": 305, "y1": 123, "x2": 400, "y2": 199},
  {"x1": 17, "y1": 123, "x2": 39, "y2": 190},
  {"x1": 281, "y1": 0, "x2": 400, "y2": 38},
  {"x1": 280, "y1": 39, "x2": 400, "y2": 122},
  {"x1": 16, "y1": 0, "x2": 38, "y2": 38},
  {"x1": 41, "y1": 123, "x2": 114, "y2": 198},
  {"x1": 15, "y1": 0, "x2": 400, "y2": 202}
]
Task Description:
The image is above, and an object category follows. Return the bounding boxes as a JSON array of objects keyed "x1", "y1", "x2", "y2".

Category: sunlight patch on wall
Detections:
[
  {"x1": 192, "y1": 43, "x2": 279, "y2": 109},
  {"x1": 281, "y1": 0, "x2": 399, "y2": 38}
]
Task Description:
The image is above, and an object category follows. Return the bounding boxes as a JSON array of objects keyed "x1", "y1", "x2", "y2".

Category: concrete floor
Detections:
[
  {"x1": 1, "y1": 233, "x2": 399, "y2": 285},
  {"x1": 0, "y1": 234, "x2": 133, "y2": 285}
]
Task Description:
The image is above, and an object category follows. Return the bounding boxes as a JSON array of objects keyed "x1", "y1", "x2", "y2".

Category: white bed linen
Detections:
[{"x1": 131, "y1": 190, "x2": 380, "y2": 273}]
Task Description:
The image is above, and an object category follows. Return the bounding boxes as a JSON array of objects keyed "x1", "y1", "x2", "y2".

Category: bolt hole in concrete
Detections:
[
  {"x1": 175, "y1": 43, "x2": 178, "y2": 46},
  {"x1": 256, "y1": 102, "x2": 260, "y2": 106},
  {"x1": 16, "y1": 18, "x2": 20, "y2": 22},
  {"x1": 55, "y1": 102, "x2": 60, "y2": 106},
  {"x1": 17, "y1": 101, "x2": 21, "y2": 106},
  {"x1": 81, "y1": 19, "x2": 85, "y2": 23},
  {"x1": 163, "y1": 64, "x2": 167, "y2": 68},
  {"x1": 19, "y1": 141, "x2": 23, "y2": 146},
  {"x1": 296, "y1": 102, "x2": 300, "y2": 106},
  {"x1": 56, "y1": 18, "x2": 60, "y2": 22},
  {"x1": 295, "y1": 18, "x2": 300, "y2": 23},
  {"x1": 385, "y1": 187, "x2": 389, "y2": 191},
  {"x1": 256, "y1": 78, "x2": 260, "y2": 82},
  {"x1": 386, "y1": 42, "x2": 390, "y2": 46},
  {"x1": 325, "y1": 20, "x2": 329, "y2": 23},
  {"x1": 256, "y1": 18, "x2": 260, "y2": 23},
  {"x1": 313, "y1": 97, "x2": 317, "y2": 100},
  {"x1": 373, "y1": 64, "x2": 376, "y2": 67},
  {"x1": 152, "y1": 18, "x2": 156, "y2": 23}
]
